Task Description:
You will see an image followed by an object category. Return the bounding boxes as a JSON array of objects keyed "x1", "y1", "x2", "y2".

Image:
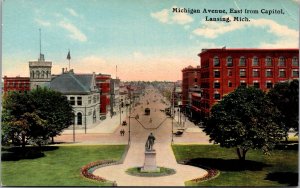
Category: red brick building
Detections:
[
  {"x1": 3, "y1": 76, "x2": 30, "y2": 94},
  {"x1": 198, "y1": 48, "x2": 299, "y2": 117},
  {"x1": 181, "y1": 65, "x2": 201, "y2": 117},
  {"x1": 95, "y1": 74, "x2": 111, "y2": 117}
]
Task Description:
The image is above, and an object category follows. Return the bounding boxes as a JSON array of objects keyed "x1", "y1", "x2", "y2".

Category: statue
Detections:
[{"x1": 145, "y1": 133, "x2": 155, "y2": 151}]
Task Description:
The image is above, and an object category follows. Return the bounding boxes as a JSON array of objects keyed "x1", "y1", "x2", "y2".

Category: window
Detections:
[
  {"x1": 214, "y1": 70, "x2": 220, "y2": 78},
  {"x1": 227, "y1": 56, "x2": 233, "y2": 67},
  {"x1": 292, "y1": 56, "x2": 299, "y2": 66},
  {"x1": 88, "y1": 96, "x2": 91, "y2": 104},
  {"x1": 252, "y1": 56, "x2": 259, "y2": 66},
  {"x1": 213, "y1": 56, "x2": 220, "y2": 67},
  {"x1": 228, "y1": 81, "x2": 232, "y2": 87},
  {"x1": 214, "y1": 93, "x2": 221, "y2": 100},
  {"x1": 77, "y1": 112, "x2": 82, "y2": 125},
  {"x1": 70, "y1": 97, "x2": 75, "y2": 105},
  {"x1": 278, "y1": 56, "x2": 286, "y2": 66},
  {"x1": 292, "y1": 69, "x2": 299, "y2": 77},
  {"x1": 239, "y1": 56, "x2": 246, "y2": 66},
  {"x1": 214, "y1": 82, "x2": 220, "y2": 88},
  {"x1": 265, "y1": 69, "x2": 273, "y2": 77},
  {"x1": 265, "y1": 56, "x2": 272, "y2": 66},
  {"x1": 228, "y1": 70, "x2": 232, "y2": 76},
  {"x1": 194, "y1": 78, "x2": 198, "y2": 83},
  {"x1": 253, "y1": 82, "x2": 260, "y2": 88},
  {"x1": 279, "y1": 70, "x2": 286, "y2": 77},
  {"x1": 77, "y1": 97, "x2": 82, "y2": 106},
  {"x1": 36, "y1": 70, "x2": 40, "y2": 78},
  {"x1": 266, "y1": 82, "x2": 273, "y2": 89},
  {"x1": 240, "y1": 82, "x2": 247, "y2": 87},
  {"x1": 252, "y1": 69, "x2": 260, "y2": 77},
  {"x1": 93, "y1": 95, "x2": 96, "y2": 103},
  {"x1": 240, "y1": 69, "x2": 246, "y2": 78}
]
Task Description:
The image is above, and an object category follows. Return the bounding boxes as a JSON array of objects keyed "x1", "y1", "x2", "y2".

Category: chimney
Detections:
[{"x1": 62, "y1": 68, "x2": 64, "y2": 74}]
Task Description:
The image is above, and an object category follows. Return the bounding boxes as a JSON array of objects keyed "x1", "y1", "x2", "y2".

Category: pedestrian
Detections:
[
  {"x1": 120, "y1": 129, "x2": 122, "y2": 136},
  {"x1": 122, "y1": 129, "x2": 125, "y2": 136}
]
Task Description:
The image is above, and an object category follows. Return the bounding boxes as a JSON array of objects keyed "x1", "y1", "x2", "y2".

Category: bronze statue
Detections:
[{"x1": 145, "y1": 133, "x2": 155, "y2": 151}]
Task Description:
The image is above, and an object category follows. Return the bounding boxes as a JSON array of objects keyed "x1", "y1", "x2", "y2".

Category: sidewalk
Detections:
[{"x1": 61, "y1": 109, "x2": 127, "y2": 134}]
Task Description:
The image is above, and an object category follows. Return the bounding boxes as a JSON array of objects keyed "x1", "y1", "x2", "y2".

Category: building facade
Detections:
[
  {"x1": 181, "y1": 65, "x2": 201, "y2": 117},
  {"x1": 29, "y1": 54, "x2": 52, "y2": 90},
  {"x1": 110, "y1": 78, "x2": 120, "y2": 116},
  {"x1": 95, "y1": 74, "x2": 111, "y2": 118},
  {"x1": 3, "y1": 76, "x2": 30, "y2": 94},
  {"x1": 198, "y1": 48, "x2": 299, "y2": 116},
  {"x1": 50, "y1": 70, "x2": 100, "y2": 128}
]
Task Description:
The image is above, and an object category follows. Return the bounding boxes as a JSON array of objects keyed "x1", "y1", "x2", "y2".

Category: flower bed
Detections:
[
  {"x1": 81, "y1": 160, "x2": 118, "y2": 182},
  {"x1": 179, "y1": 160, "x2": 220, "y2": 182},
  {"x1": 126, "y1": 167, "x2": 176, "y2": 177}
]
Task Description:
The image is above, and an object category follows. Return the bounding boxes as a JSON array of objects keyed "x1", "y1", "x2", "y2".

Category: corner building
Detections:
[{"x1": 198, "y1": 48, "x2": 299, "y2": 116}]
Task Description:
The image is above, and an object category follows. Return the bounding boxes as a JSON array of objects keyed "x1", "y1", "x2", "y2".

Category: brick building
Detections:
[
  {"x1": 181, "y1": 65, "x2": 201, "y2": 117},
  {"x1": 198, "y1": 48, "x2": 299, "y2": 117},
  {"x1": 3, "y1": 76, "x2": 30, "y2": 94},
  {"x1": 95, "y1": 74, "x2": 111, "y2": 118}
]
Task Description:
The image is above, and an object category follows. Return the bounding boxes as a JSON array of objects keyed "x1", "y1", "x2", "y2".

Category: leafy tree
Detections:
[
  {"x1": 2, "y1": 88, "x2": 73, "y2": 147},
  {"x1": 267, "y1": 79, "x2": 299, "y2": 136},
  {"x1": 204, "y1": 87, "x2": 286, "y2": 161},
  {"x1": 29, "y1": 88, "x2": 74, "y2": 143}
]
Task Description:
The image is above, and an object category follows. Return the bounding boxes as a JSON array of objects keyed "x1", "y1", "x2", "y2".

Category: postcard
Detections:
[{"x1": 1, "y1": 0, "x2": 299, "y2": 186}]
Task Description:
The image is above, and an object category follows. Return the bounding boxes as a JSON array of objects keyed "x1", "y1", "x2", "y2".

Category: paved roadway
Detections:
[{"x1": 91, "y1": 86, "x2": 208, "y2": 186}]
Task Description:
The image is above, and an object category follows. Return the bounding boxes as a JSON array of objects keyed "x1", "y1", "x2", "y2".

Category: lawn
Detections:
[
  {"x1": 2, "y1": 145, "x2": 126, "y2": 186},
  {"x1": 172, "y1": 144, "x2": 298, "y2": 186}
]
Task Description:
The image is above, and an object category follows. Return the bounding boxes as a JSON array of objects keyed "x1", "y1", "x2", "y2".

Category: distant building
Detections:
[
  {"x1": 29, "y1": 54, "x2": 52, "y2": 90},
  {"x1": 50, "y1": 70, "x2": 100, "y2": 127},
  {"x1": 181, "y1": 65, "x2": 201, "y2": 117},
  {"x1": 198, "y1": 48, "x2": 299, "y2": 117},
  {"x1": 110, "y1": 78, "x2": 120, "y2": 116},
  {"x1": 95, "y1": 74, "x2": 111, "y2": 118},
  {"x1": 3, "y1": 76, "x2": 30, "y2": 94}
]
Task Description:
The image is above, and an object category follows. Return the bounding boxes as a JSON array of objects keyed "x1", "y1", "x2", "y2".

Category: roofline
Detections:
[{"x1": 198, "y1": 48, "x2": 299, "y2": 56}]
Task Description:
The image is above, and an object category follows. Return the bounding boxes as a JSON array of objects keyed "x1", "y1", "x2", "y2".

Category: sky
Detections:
[{"x1": 2, "y1": 0, "x2": 299, "y2": 81}]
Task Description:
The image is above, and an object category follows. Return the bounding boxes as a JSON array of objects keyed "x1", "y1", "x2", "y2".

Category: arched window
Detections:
[
  {"x1": 252, "y1": 56, "x2": 259, "y2": 66},
  {"x1": 36, "y1": 70, "x2": 40, "y2": 78},
  {"x1": 239, "y1": 56, "x2": 246, "y2": 66},
  {"x1": 292, "y1": 56, "x2": 299, "y2": 66},
  {"x1": 93, "y1": 110, "x2": 96, "y2": 123},
  {"x1": 213, "y1": 56, "x2": 220, "y2": 67},
  {"x1": 46, "y1": 71, "x2": 49, "y2": 78},
  {"x1": 41, "y1": 71, "x2": 45, "y2": 78},
  {"x1": 265, "y1": 56, "x2": 272, "y2": 66},
  {"x1": 77, "y1": 112, "x2": 82, "y2": 125},
  {"x1": 226, "y1": 56, "x2": 233, "y2": 67},
  {"x1": 278, "y1": 56, "x2": 285, "y2": 66}
]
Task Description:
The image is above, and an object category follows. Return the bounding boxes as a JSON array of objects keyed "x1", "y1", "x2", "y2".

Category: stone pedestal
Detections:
[{"x1": 141, "y1": 150, "x2": 160, "y2": 172}]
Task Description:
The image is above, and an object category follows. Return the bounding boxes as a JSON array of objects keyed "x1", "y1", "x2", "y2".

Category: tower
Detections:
[{"x1": 29, "y1": 29, "x2": 52, "y2": 90}]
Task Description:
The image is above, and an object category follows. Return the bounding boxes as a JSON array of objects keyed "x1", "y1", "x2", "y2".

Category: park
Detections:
[{"x1": 1, "y1": 84, "x2": 298, "y2": 186}]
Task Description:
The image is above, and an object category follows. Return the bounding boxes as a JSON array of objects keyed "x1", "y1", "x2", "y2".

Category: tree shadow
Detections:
[
  {"x1": 275, "y1": 143, "x2": 298, "y2": 151},
  {"x1": 2, "y1": 146, "x2": 59, "y2": 161},
  {"x1": 185, "y1": 158, "x2": 270, "y2": 171},
  {"x1": 265, "y1": 172, "x2": 298, "y2": 186}
]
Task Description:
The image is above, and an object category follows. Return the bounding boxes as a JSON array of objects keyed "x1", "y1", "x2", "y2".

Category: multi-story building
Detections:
[
  {"x1": 198, "y1": 48, "x2": 299, "y2": 117},
  {"x1": 95, "y1": 74, "x2": 111, "y2": 118},
  {"x1": 3, "y1": 76, "x2": 30, "y2": 94},
  {"x1": 110, "y1": 78, "x2": 120, "y2": 116},
  {"x1": 50, "y1": 70, "x2": 100, "y2": 128},
  {"x1": 29, "y1": 53, "x2": 52, "y2": 90},
  {"x1": 181, "y1": 65, "x2": 201, "y2": 117}
]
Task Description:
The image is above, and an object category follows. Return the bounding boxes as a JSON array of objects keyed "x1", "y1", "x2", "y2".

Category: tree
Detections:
[
  {"x1": 2, "y1": 88, "x2": 74, "y2": 147},
  {"x1": 29, "y1": 88, "x2": 74, "y2": 143},
  {"x1": 267, "y1": 79, "x2": 299, "y2": 136},
  {"x1": 203, "y1": 87, "x2": 286, "y2": 161}
]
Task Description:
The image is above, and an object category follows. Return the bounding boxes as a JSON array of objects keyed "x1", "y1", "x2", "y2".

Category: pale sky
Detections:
[{"x1": 2, "y1": 0, "x2": 299, "y2": 81}]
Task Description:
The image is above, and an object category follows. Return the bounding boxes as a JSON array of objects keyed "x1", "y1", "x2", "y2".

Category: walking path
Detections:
[{"x1": 91, "y1": 86, "x2": 208, "y2": 186}]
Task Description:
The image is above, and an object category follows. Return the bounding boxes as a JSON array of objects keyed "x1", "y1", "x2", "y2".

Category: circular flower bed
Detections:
[
  {"x1": 126, "y1": 167, "x2": 176, "y2": 177},
  {"x1": 81, "y1": 160, "x2": 118, "y2": 182},
  {"x1": 190, "y1": 168, "x2": 220, "y2": 182}
]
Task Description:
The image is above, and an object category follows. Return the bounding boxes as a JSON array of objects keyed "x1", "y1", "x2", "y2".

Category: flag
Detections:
[{"x1": 67, "y1": 50, "x2": 71, "y2": 60}]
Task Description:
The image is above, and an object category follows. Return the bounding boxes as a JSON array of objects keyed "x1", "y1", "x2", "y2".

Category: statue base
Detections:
[{"x1": 141, "y1": 150, "x2": 160, "y2": 172}]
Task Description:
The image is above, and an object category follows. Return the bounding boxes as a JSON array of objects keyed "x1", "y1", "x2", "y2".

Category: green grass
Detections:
[
  {"x1": 2, "y1": 145, "x2": 126, "y2": 186},
  {"x1": 172, "y1": 144, "x2": 298, "y2": 186}
]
